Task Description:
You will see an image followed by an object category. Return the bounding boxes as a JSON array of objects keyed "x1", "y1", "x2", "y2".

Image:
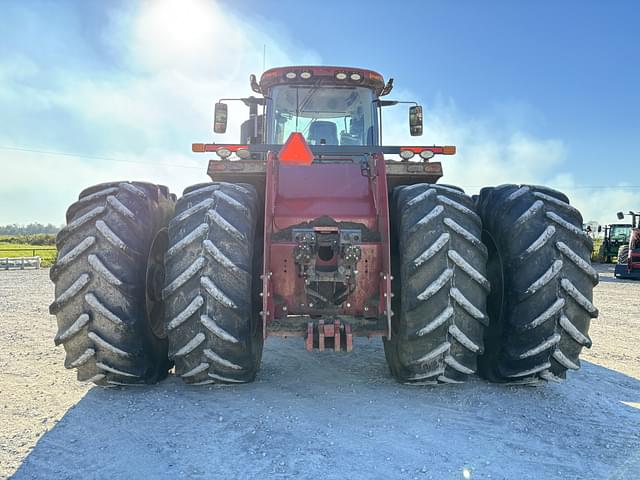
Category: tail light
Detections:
[
  {"x1": 236, "y1": 148, "x2": 251, "y2": 159},
  {"x1": 192, "y1": 144, "x2": 250, "y2": 159},
  {"x1": 216, "y1": 148, "x2": 232, "y2": 159},
  {"x1": 442, "y1": 146, "x2": 456, "y2": 155},
  {"x1": 400, "y1": 146, "x2": 457, "y2": 160},
  {"x1": 399, "y1": 150, "x2": 415, "y2": 160}
]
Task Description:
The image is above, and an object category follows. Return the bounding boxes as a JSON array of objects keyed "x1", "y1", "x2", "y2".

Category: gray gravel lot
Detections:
[{"x1": 0, "y1": 265, "x2": 638, "y2": 479}]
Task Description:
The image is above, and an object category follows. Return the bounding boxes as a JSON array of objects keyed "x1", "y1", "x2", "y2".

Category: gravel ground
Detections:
[
  {"x1": 0, "y1": 265, "x2": 638, "y2": 479},
  {"x1": 583, "y1": 265, "x2": 640, "y2": 379}
]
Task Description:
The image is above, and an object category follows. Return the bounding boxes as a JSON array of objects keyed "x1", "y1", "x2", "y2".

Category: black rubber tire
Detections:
[
  {"x1": 383, "y1": 184, "x2": 489, "y2": 384},
  {"x1": 164, "y1": 182, "x2": 263, "y2": 385},
  {"x1": 50, "y1": 181, "x2": 175, "y2": 386},
  {"x1": 475, "y1": 184, "x2": 599, "y2": 384},
  {"x1": 618, "y1": 245, "x2": 629, "y2": 264}
]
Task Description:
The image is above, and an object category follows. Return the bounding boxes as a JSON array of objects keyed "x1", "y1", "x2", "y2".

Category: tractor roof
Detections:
[{"x1": 259, "y1": 66, "x2": 386, "y2": 96}]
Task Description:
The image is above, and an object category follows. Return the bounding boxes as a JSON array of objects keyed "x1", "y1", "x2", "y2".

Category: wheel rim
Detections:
[{"x1": 146, "y1": 228, "x2": 168, "y2": 340}]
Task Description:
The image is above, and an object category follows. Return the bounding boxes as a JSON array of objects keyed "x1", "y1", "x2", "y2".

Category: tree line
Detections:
[{"x1": 0, "y1": 223, "x2": 61, "y2": 235}]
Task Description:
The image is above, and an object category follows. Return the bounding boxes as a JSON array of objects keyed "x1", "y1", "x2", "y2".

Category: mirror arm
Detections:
[
  {"x1": 218, "y1": 96, "x2": 266, "y2": 107},
  {"x1": 375, "y1": 100, "x2": 417, "y2": 108}
]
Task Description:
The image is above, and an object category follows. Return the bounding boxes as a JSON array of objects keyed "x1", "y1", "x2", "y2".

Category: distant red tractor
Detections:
[
  {"x1": 50, "y1": 66, "x2": 599, "y2": 387},
  {"x1": 614, "y1": 211, "x2": 640, "y2": 280}
]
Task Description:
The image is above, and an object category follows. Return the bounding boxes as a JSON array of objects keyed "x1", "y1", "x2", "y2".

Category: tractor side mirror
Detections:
[
  {"x1": 616, "y1": 211, "x2": 624, "y2": 220},
  {"x1": 214, "y1": 102, "x2": 228, "y2": 134},
  {"x1": 409, "y1": 105, "x2": 423, "y2": 136},
  {"x1": 597, "y1": 226, "x2": 602, "y2": 233}
]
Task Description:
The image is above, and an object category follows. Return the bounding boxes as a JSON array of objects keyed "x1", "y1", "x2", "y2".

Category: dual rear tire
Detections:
[
  {"x1": 384, "y1": 183, "x2": 598, "y2": 385},
  {"x1": 383, "y1": 184, "x2": 489, "y2": 384},
  {"x1": 51, "y1": 181, "x2": 262, "y2": 386},
  {"x1": 50, "y1": 182, "x2": 175, "y2": 386},
  {"x1": 475, "y1": 185, "x2": 598, "y2": 383},
  {"x1": 163, "y1": 182, "x2": 263, "y2": 385}
]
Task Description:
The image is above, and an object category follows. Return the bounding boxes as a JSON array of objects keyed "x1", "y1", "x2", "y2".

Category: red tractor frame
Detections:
[
  {"x1": 193, "y1": 66, "x2": 453, "y2": 350},
  {"x1": 50, "y1": 65, "x2": 598, "y2": 387}
]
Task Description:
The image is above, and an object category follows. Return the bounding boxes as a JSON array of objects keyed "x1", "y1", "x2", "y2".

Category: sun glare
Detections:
[{"x1": 137, "y1": 0, "x2": 218, "y2": 58}]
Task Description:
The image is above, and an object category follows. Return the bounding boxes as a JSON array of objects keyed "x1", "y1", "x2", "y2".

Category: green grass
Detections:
[
  {"x1": 0, "y1": 241, "x2": 57, "y2": 267},
  {"x1": 0, "y1": 233, "x2": 56, "y2": 245}
]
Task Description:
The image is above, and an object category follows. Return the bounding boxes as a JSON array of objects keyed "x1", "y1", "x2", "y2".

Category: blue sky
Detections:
[{"x1": 0, "y1": 0, "x2": 638, "y2": 225}]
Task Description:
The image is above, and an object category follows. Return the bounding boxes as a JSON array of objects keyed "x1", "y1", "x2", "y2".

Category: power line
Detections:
[
  {"x1": 0, "y1": 146, "x2": 203, "y2": 170},
  {"x1": 2, "y1": 145, "x2": 640, "y2": 191}
]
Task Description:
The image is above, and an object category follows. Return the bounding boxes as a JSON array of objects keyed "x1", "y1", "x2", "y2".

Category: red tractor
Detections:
[
  {"x1": 614, "y1": 211, "x2": 640, "y2": 280},
  {"x1": 50, "y1": 66, "x2": 599, "y2": 387}
]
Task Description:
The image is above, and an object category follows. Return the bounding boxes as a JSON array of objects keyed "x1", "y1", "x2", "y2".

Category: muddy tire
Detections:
[
  {"x1": 384, "y1": 184, "x2": 489, "y2": 384},
  {"x1": 475, "y1": 185, "x2": 599, "y2": 383},
  {"x1": 618, "y1": 245, "x2": 629, "y2": 264},
  {"x1": 164, "y1": 182, "x2": 263, "y2": 385},
  {"x1": 50, "y1": 181, "x2": 175, "y2": 386}
]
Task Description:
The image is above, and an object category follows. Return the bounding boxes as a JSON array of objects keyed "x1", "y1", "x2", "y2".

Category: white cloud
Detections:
[
  {"x1": 381, "y1": 92, "x2": 631, "y2": 225},
  {"x1": 0, "y1": 0, "x2": 320, "y2": 224},
  {"x1": 0, "y1": 0, "x2": 630, "y2": 228}
]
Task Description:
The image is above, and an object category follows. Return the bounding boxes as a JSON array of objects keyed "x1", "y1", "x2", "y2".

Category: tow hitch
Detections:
[{"x1": 305, "y1": 319, "x2": 353, "y2": 352}]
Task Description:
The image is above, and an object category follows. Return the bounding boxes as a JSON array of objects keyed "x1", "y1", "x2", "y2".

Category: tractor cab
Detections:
[
  {"x1": 199, "y1": 66, "x2": 450, "y2": 191},
  {"x1": 212, "y1": 66, "x2": 422, "y2": 147},
  {"x1": 260, "y1": 67, "x2": 386, "y2": 147},
  {"x1": 609, "y1": 224, "x2": 632, "y2": 242}
]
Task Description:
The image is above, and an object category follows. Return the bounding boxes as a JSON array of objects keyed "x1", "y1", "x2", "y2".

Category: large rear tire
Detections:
[
  {"x1": 163, "y1": 182, "x2": 263, "y2": 385},
  {"x1": 384, "y1": 184, "x2": 489, "y2": 384},
  {"x1": 475, "y1": 184, "x2": 599, "y2": 383},
  {"x1": 617, "y1": 245, "x2": 629, "y2": 264},
  {"x1": 50, "y1": 181, "x2": 175, "y2": 386}
]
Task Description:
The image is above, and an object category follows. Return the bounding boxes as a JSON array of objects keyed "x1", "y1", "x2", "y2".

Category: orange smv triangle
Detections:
[{"x1": 279, "y1": 132, "x2": 314, "y2": 165}]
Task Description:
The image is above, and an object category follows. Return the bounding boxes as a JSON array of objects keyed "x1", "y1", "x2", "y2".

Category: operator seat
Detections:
[{"x1": 308, "y1": 121, "x2": 338, "y2": 145}]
